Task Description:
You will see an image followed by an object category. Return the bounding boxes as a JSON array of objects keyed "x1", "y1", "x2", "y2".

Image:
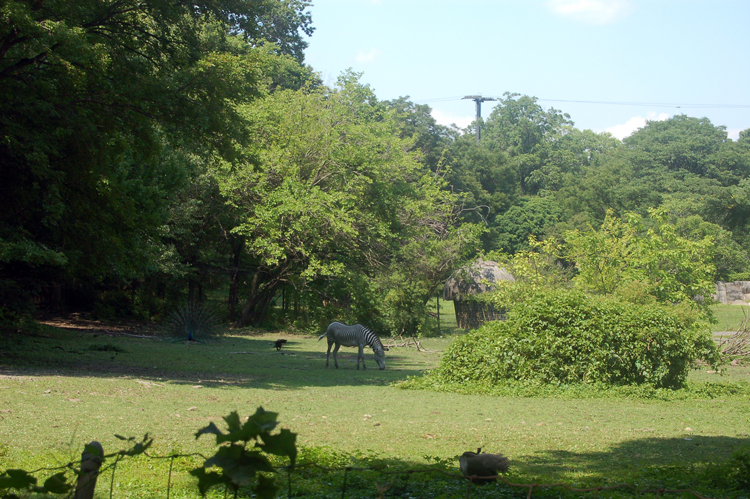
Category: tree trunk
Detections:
[
  {"x1": 228, "y1": 237, "x2": 244, "y2": 322},
  {"x1": 235, "y1": 270, "x2": 281, "y2": 328}
]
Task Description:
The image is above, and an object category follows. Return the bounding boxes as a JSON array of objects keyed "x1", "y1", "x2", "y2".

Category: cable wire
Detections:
[{"x1": 412, "y1": 95, "x2": 750, "y2": 109}]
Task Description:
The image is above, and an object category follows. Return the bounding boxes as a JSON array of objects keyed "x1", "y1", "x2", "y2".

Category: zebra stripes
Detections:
[{"x1": 318, "y1": 322, "x2": 386, "y2": 370}]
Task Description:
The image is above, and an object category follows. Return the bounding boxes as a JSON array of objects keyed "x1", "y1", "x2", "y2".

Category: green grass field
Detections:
[
  {"x1": 1, "y1": 316, "x2": 749, "y2": 498},
  {"x1": 712, "y1": 304, "x2": 750, "y2": 332}
]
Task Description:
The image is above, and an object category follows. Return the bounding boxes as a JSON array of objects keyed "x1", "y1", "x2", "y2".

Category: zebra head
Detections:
[{"x1": 372, "y1": 344, "x2": 386, "y2": 370}]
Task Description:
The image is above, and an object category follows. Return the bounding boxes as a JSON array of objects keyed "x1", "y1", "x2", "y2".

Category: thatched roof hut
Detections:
[{"x1": 443, "y1": 259, "x2": 514, "y2": 330}]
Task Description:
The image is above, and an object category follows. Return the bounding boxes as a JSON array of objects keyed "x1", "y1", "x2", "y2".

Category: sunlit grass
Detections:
[
  {"x1": 2, "y1": 323, "x2": 749, "y2": 498},
  {"x1": 711, "y1": 303, "x2": 750, "y2": 332}
]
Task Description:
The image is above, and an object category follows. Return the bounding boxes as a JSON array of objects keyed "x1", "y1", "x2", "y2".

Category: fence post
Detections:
[{"x1": 74, "y1": 441, "x2": 104, "y2": 499}]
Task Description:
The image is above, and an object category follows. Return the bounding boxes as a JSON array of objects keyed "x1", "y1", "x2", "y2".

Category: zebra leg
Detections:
[
  {"x1": 358, "y1": 344, "x2": 366, "y2": 370},
  {"x1": 332, "y1": 343, "x2": 341, "y2": 369},
  {"x1": 325, "y1": 340, "x2": 333, "y2": 368}
]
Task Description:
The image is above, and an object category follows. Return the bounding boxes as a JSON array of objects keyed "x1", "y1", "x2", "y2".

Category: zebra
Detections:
[{"x1": 318, "y1": 322, "x2": 386, "y2": 370}]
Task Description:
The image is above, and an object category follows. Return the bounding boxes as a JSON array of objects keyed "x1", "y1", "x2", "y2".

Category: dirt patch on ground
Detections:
[
  {"x1": 36, "y1": 313, "x2": 159, "y2": 338},
  {"x1": 0, "y1": 362, "x2": 264, "y2": 386}
]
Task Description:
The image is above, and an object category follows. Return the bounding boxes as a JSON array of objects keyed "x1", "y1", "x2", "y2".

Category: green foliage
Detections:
[
  {"x1": 623, "y1": 115, "x2": 731, "y2": 178},
  {"x1": 493, "y1": 196, "x2": 562, "y2": 253},
  {"x1": 192, "y1": 407, "x2": 297, "y2": 498},
  {"x1": 378, "y1": 167, "x2": 483, "y2": 337},
  {"x1": 698, "y1": 446, "x2": 750, "y2": 492},
  {"x1": 565, "y1": 209, "x2": 717, "y2": 318},
  {"x1": 221, "y1": 73, "x2": 481, "y2": 328},
  {"x1": 0, "y1": 0, "x2": 314, "y2": 321},
  {"x1": 553, "y1": 115, "x2": 750, "y2": 250},
  {"x1": 673, "y1": 215, "x2": 749, "y2": 282},
  {"x1": 428, "y1": 289, "x2": 719, "y2": 389},
  {"x1": 384, "y1": 96, "x2": 456, "y2": 172},
  {"x1": 731, "y1": 446, "x2": 750, "y2": 491},
  {"x1": 400, "y1": 375, "x2": 750, "y2": 401},
  {"x1": 484, "y1": 236, "x2": 571, "y2": 313}
]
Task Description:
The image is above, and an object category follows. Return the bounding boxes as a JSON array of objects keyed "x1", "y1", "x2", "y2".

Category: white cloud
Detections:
[
  {"x1": 431, "y1": 109, "x2": 474, "y2": 129},
  {"x1": 727, "y1": 128, "x2": 742, "y2": 141},
  {"x1": 546, "y1": 0, "x2": 634, "y2": 25},
  {"x1": 354, "y1": 48, "x2": 381, "y2": 64},
  {"x1": 605, "y1": 112, "x2": 670, "y2": 140}
]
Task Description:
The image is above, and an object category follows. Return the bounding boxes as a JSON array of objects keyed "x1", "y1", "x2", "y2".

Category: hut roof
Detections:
[{"x1": 443, "y1": 259, "x2": 514, "y2": 301}]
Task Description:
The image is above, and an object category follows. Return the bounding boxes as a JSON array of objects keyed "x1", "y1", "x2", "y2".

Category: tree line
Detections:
[{"x1": 2, "y1": 0, "x2": 749, "y2": 335}]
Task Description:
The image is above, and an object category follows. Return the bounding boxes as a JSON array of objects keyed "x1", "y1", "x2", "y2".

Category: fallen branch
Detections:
[
  {"x1": 384, "y1": 336, "x2": 426, "y2": 352},
  {"x1": 718, "y1": 315, "x2": 750, "y2": 359}
]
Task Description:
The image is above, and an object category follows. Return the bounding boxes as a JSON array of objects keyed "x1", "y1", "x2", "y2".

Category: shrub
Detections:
[{"x1": 431, "y1": 289, "x2": 720, "y2": 389}]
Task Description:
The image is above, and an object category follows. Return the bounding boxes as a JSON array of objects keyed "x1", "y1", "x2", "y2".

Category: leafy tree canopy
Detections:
[{"x1": 0, "y1": 0, "x2": 312, "y2": 292}]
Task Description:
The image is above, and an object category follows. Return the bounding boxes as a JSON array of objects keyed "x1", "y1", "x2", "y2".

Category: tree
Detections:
[
  {"x1": 0, "y1": 0, "x2": 313, "y2": 314},
  {"x1": 481, "y1": 93, "x2": 573, "y2": 195},
  {"x1": 492, "y1": 196, "x2": 562, "y2": 254},
  {"x1": 220, "y1": 74, "x2": 416, "y2": 326},
  {"x1": 379, "y1": 168, "x2": 483, "y2": 336},
  {"x1": 673, "y1": 215, "x2": 749, "y2": 282},
  {"x1": 565, "y1": 209, "x2": 716, "y2": 316},
  {"x1": 624, "y1": 115, "x2": 730, "y2": 178},
  {"x1": 220, "y1": 73, "x2": 483, "y2": 328},
  {"x1": 443, "y1": 94, "x2": 620, "y2": 255},
  {"x1": 384, "y1": 97, "x2": 456, "y2": 172}
]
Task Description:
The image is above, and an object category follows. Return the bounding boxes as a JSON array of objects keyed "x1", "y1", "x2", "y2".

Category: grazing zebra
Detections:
[{"x1": 318, "y1": 322, "x2": 386, "y2": 370}]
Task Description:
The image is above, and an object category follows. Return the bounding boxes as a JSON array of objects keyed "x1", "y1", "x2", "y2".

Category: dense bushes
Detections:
[{"x1": 431, "y1": 289, "x2": 719, "y2": 389}]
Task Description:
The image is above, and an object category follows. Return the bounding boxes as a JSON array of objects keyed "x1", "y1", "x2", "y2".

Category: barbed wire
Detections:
[{"x1": 2, "y1": 449, "x2": 729, "y2": 499}]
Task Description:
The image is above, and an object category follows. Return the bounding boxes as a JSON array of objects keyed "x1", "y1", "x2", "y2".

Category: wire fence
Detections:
[{"x1": 2, "y1": 441, "x2": 725, "y2": 499}]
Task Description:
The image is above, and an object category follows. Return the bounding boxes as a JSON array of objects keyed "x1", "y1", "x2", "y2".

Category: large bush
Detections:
[{"x1": 433, "y1": 289, "x2": 719, "y2": 389}]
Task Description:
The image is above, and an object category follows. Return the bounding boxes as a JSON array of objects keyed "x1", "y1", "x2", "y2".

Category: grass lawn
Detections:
[
  {"x1": 711, "y1": 303, "x2": 750, "y2": 332},
  {"x1": 1, "y1": 316, "x2": 749, "y2": 498}
]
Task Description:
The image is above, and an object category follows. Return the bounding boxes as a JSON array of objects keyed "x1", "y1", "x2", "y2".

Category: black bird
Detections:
[
  {"x1": 459, "y1": 448, "x2": 510, "y2": 485},
  {"x1": 272, "y1": 339, "x2": 288, "y2": 351}
]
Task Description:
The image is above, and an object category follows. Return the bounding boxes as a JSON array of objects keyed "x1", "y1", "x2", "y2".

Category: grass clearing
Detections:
[
  {"x1": 712, "y1": 303, "x2": 750, "y2": 332},
  {"x1": 2, "y1": 317, "x2": 750, "y2": 498}
]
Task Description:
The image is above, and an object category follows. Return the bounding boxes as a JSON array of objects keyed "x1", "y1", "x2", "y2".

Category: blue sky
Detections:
[{"x1": 303, "y1": 0, "x2": 750, "y2": 140}]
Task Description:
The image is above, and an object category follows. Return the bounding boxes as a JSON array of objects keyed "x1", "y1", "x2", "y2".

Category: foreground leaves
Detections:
[{"x1": 192, "y1": 407, "x2": 297, "y2": 497}]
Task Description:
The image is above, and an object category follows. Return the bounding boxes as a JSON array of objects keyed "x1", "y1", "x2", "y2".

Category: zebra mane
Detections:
[{"x1": 364, "y1": 326, "x2": 384, "y2": 350}]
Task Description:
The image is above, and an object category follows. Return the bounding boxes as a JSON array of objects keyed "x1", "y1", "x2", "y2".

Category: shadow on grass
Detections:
[
  {"x1": 0, "y1": 327, "x2": 430, "y2": 390},
  {"x1": 74, "y1": 434, "x2": 746, "y2": 498},
  {"x1": 316, "y1": 435, "x2": 749, "y2": 496},
  {"x1": 524, "y1": 435, "x2": 748, "y2": 483}
]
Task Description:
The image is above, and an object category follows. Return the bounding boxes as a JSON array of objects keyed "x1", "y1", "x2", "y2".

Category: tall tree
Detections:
[
  {"x1": 221, "y1": 73, "x2": 481, "y2": 327},
  {"x1": 0, "y1": 0, "x2": 312, "y2": 310},
  {"x1": 481, "y1": 93, "x2": 574, "y2": 195}
]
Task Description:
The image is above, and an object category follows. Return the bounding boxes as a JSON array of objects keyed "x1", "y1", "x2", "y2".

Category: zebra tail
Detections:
[{"x1": 317, "y1": 333, "x2": 327, "y2": 341}]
